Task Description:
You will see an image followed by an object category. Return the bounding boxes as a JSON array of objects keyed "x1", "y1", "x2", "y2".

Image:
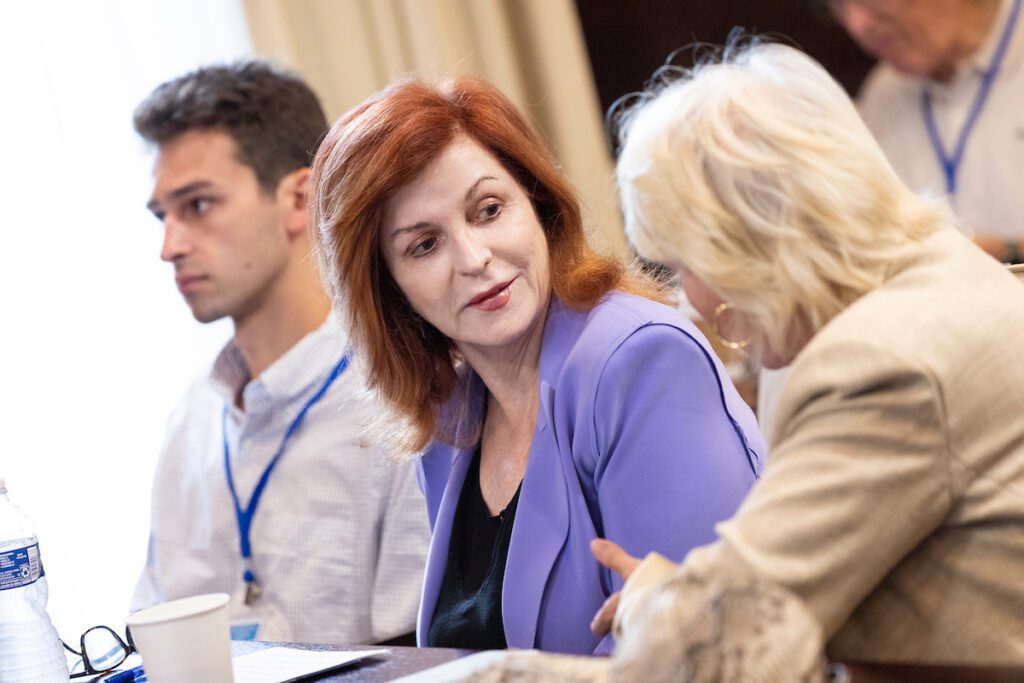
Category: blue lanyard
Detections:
[
  {"x1": 222, "y1": 351, "x2": 351, "y2": 596},
  {"x1": 920, "y1": 0, "x2": 1022, "y2": 196}
]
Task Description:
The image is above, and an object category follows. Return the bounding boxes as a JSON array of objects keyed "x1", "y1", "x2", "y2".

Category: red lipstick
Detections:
[{"x1": 467, "y1": 279, "x2": 514, "y2": 311}]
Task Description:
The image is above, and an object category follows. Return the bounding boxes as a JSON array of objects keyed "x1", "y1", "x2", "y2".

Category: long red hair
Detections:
[{"x1": 310, "y1": 75, "x2": 663, "y2": 453}]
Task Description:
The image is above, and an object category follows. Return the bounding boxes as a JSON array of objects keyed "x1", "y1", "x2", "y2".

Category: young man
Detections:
[{"x1": 130, "y1": 61, "x2": 430, "y2": 645}]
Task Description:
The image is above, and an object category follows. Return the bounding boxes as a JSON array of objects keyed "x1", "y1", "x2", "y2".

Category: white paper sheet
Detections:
[{"x1": 232, "y1": 646, "x2": 388, "y2": 683}]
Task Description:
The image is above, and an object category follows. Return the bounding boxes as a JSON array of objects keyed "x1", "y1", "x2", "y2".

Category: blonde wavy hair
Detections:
[{"x1": 615, "y1": 40, "x2": 947, "y2": 361}]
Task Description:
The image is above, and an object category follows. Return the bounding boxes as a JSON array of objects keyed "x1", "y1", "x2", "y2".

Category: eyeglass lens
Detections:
[{"x1": 81, "y1": 625, "x2": 129, "y2": 671}]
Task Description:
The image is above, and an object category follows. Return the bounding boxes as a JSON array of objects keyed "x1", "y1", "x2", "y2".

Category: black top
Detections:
[{"x1": 427, "y1": 448, "x2": 521, "y2": 650}]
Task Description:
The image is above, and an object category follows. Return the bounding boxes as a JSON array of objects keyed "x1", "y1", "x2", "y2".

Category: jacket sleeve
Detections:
[
  {"x1": 591, "y1": 323, "x2": 759, "y2": 593},
  {"x1": 715, "y1": 338, "x2": 950, "y2": 637}
]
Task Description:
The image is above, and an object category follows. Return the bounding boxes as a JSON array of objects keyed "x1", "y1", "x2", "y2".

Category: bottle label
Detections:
[{"x1": 0, "y1": 542, "x2": 44, "y2": 591}]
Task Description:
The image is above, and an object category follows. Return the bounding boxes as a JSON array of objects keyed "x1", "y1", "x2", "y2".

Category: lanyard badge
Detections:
[
  {"x1": 920, "y1": 0, "x2": 1022, "y2": 197},
  {"x1": 222, "y1": 351, "x2": 352, "y2": 605}
]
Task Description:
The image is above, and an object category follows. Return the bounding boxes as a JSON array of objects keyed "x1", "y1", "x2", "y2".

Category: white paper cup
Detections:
[{"x1": 126, "y1": 593, "x2": 234, "y2": 683}]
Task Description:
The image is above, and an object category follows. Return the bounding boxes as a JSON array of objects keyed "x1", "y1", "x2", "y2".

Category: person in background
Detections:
[
  {"x1": 830, "y1": 0, "x2": 1024, "y2": 263},
  {"x1": 308, "y1": 75, "x2": 764, "y2": 654},
  {"x1": 761, "y1": 0, "x2": 1023, "y2": 444},
  {"x1": 130, "y1": 61, "x2": 430, "y2": 645},
  {"x1": 473, "y1": 40, "x2": 1024, "y2": 681}
]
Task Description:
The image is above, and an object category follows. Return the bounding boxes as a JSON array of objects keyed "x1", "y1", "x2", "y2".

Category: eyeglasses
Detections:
[{"x1": 62, "y1": 625, "x2": 136, "y2": 679}]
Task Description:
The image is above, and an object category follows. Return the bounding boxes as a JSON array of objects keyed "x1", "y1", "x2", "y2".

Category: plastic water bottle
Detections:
[{"x1": 0, "y1": 476, "x2": 69, "y2": 682}]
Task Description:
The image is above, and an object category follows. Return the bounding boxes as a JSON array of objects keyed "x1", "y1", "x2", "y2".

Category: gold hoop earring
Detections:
[{"x1": 713, "y1": 302, "x2": 751, "y2": 350}]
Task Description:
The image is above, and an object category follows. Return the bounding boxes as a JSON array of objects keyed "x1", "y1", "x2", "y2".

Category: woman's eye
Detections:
[
  {"x1": 476, "y1": 201, "x2": 502, "y2": 222},
  {"x1": 410, "y1": 236, "x2": 438, "y2": 257}
]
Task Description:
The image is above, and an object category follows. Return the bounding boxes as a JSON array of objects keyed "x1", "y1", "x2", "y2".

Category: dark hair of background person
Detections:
[
  {"x1": 310, "y1": 75, "x2": 666, "y2": 453},
  {"x1": 133, "y1": 60, "x2": 329, "y2": 193},
  {"x1": 576, "y1": 0, "x2": 874, "y2": 121}
]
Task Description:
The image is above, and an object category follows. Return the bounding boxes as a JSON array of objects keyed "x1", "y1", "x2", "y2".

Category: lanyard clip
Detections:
[
  {"x1": 243, "y1": 561, "x2": 261, "y2": 606},
  {"x1": 244, "y1": 578, "x2": 262, "y2": 606}
]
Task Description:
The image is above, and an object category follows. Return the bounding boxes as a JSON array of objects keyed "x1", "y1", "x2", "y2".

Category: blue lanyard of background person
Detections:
[
  {"x1": 920, "y1": 0, "x2": 1022, "y2": 197},
  {"x1": 222, "y1": 351, "x2": 351, "y2": 606}
]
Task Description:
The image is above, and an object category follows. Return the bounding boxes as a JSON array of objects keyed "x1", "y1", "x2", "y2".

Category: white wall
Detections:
[{"x1": 0, "y1": 0, "x2": 252, "y2": 639}]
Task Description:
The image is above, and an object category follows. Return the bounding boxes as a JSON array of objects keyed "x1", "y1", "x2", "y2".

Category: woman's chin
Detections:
[
  {"x1": 758, "y1": 349, "x2": 791, "y2": 371},
  {"x1": 746, "y1": 342, "x2": 791, "y2": 371}
]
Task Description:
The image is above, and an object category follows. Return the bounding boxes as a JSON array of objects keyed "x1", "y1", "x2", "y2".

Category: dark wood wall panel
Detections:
[{"x1": 576, "y1": 0, "x2": 876, "y2": 117}]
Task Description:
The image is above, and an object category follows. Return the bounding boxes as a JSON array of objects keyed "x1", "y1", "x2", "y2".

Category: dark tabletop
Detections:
[{"x1": 842, "y1": 660, "x2": 1024, "y2": 683}]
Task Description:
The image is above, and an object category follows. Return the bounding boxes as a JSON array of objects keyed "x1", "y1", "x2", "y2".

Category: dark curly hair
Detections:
[{"x1": 134, "y1": 60, "x2": 328, "y2": 193}]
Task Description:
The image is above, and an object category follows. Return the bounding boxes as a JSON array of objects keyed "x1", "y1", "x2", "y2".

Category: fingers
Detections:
[
  {"x1": 590, "y1": 540, "x2": 644, "y2": 638},
  {"x1": 590, "y1": 591, "x2": 620, "y2": 636},
  {"x1": 591, "y1": 538, "x2": 642, "y2": 580}
]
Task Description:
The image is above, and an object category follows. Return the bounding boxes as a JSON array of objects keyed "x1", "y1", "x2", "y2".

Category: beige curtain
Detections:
[{"x1": 242, "y1": 0, "x2": 628, "y2": 256}]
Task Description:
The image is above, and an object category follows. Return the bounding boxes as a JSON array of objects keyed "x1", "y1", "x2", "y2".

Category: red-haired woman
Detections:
[{"x1": 309, "y1": 76, "x2": 764, "y2": 655}]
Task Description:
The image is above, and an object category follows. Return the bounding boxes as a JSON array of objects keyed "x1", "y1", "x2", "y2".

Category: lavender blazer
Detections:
[{"x1": 416, "y1": 293, "x2": 764, "y2": 654}]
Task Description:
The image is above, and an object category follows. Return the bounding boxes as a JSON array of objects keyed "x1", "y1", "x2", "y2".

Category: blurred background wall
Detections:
[
  {"x1": 1, "y1": 0, "x2": 250, "y2": 642},
  {"x1": 2, "y1": 0, "x2": 869, "y2": 644}
]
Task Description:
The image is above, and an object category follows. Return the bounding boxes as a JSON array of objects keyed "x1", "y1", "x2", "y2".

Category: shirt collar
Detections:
[
  {"x1": 210, "y1": 311, "x2": 351, "y2": 404},
  {"x1": 209, "y1": 340, "x2": 250, "y2": 403}
]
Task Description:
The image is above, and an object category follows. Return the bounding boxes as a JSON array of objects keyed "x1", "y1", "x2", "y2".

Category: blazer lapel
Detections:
[
  {"x1": 500, "y1": 297, "x2": 584, "y2": 648},
  {"x1": 501, "y1": 380, "x2": 570, "y2": 648},
  {"x1": 416, "y1": 444, "x2": 473, "y2": 642}
]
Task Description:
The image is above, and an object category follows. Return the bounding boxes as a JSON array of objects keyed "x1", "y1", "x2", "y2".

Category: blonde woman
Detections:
[{"x1": 476, "y1": 40, "x2": 1024, "y2": 680}]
